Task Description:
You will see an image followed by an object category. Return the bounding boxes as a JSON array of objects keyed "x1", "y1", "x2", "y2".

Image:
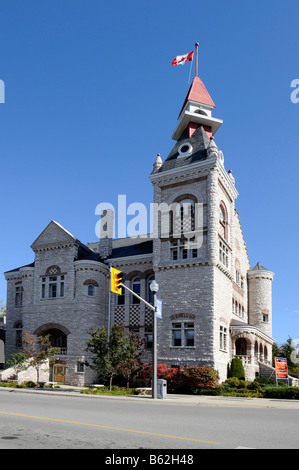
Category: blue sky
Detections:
[{"x1": 0, "y1": 0, "x2": 298, "y2": 344}]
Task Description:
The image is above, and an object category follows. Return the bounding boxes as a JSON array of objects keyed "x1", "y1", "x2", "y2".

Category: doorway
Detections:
[{"x1": 54, "y1": 364, "x2": 66, "y2": 384}]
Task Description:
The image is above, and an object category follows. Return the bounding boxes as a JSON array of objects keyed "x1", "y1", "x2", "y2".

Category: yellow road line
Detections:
[{"x1": 0, "y1": 411, "x2": 221, "y2": 446}]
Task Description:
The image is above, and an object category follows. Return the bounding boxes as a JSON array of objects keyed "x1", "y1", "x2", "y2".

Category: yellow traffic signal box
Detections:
[{"x1": 110, "y1": 268, "x2": 123, "y2": 295}]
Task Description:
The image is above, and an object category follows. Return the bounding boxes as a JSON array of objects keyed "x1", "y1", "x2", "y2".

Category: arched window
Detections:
[
  {"x1": 254, "y1": 341, "x2": 259, "y2": 357},
  {"x1": 131, "y1": 277, "x2": 141, "y2": 304},
  {"x1": 170, "y1": 196, "x2": 199, "y2": 261},
  {"x1": 235, "y1": 338, "x2": 247, "y2": 356},
  {"x1": 83, "y1": 279, "x2": 98, "y2": 297},
  {"x1": 88, "y1": 285, "x2": 95, "y2": 296},
  {"x1": 219, "y1": 202, "x2": 228, "y2": 240}
]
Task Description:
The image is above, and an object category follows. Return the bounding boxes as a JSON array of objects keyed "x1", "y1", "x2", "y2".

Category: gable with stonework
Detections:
[{"x1": 31, "y1": 221, "x2": 79, "y2": 251}]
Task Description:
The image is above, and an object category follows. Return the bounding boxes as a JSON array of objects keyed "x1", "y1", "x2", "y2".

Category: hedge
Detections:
[{"x1": 263, "y1": 387, "x2": 299, "y2": 400}]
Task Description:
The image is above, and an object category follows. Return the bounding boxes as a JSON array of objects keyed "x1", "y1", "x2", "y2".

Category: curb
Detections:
[{"x1": 1, "y1": 386, "x2": 299, "y2": 409}]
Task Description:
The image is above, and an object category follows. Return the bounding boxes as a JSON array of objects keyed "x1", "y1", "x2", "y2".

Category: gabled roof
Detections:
[
  {"x1": 179, "y1": 76, "x2": 215, "y2": 117},
  {"x1": 31, "y1": 220, "x2": 79, "y2": 250}
]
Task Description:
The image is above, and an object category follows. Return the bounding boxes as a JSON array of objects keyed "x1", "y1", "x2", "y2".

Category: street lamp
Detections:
[{"x1": 150, "y1": 280, "x2": 159, "y2": 399}]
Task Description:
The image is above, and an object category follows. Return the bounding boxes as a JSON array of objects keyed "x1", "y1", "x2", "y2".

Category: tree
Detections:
[
  {"x1": 86, "y1": 324, "x2": 136, "y2": 391},
  {"x1": 21, "y1": 331, "x2": 60, "y2": 383},
  {"x1": 280, "y1": 336, "x2": 295, "y2": 364},
  {"x1": 228, "y1": 357, "x2": 245, "y2": 380},
  {"x1": 280, "y1": 336, "x2": 299, "y2": 379},
  {"x1": 0, "y1": 301, "x2": 6, "y2": 317},
  {"x1": 6, "y1": 352, "x2": 28, "y2": 376},
  {"x1": 118, "y1": 331, "x2": 145, "y2": 389}
]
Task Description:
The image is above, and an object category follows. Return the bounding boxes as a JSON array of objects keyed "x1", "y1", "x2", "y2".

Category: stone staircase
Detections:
[{"x1": 0, "y1": 359, "x2": 50, "y2": 383}]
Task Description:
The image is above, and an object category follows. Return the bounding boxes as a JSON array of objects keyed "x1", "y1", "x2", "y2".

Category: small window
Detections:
[
  {"x1": 77, "y1": 362, "x2": 84, "y2": 372},
  {"x1": 220, "y1": 325, "x2": 227, "y2": 351},
  {"x1": 172, "y1": 322, "x2": 194, "y2": 347},
  {"x1": 131, "y1": 278, "x2": 141, "y2": 304},
  {"x1": 184, "y1": 323, "x2": 194, "y2": 347},
  {"x1": 219, "y1": 242, "x2": 228, "y2": 267},
  {"x1": 116, "y1": 289, "x2": 125, "y2": 305},
  {"x1": 15, "y1": 286, "x2": 23, "y2": 306},
  {"x1": 172, "y1": 324, "x2": 182, "y2": 347},
  {"x1": 178, "y1": 143, "x2": 193, "y2": 157},
  {"x1": 88, "y1": 285, "x2": 95, "y2": 296},
  {"x1": 49, "y1": 277, "x2": 57, "y2": 298}
]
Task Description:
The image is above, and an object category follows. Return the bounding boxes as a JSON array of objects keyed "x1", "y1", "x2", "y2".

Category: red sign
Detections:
[{"x1": 275, "y1": 357, "x2": 288, "y2": 379}]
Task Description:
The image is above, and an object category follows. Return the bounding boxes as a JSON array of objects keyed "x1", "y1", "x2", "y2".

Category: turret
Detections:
[{"x1": 247, "y1": 262, "x2": 274, "y2": 337}]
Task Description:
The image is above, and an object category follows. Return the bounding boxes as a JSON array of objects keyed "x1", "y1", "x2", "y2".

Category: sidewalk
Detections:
[{"x1": 1, "y1": 384, "x2": 299, "y2": 409}]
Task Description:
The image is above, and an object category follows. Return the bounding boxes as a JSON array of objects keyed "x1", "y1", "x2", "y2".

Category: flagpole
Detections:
[{"x1": 195, "y1": 42, "x2": 199, "y2": 77}]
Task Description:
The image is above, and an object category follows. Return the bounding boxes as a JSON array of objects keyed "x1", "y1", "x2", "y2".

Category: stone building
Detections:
[{"x1": 3, "y1": 73, "x2": 274, "y2": 385}]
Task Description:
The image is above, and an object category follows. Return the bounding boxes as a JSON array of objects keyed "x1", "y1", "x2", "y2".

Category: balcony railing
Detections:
[{"x1": 55, "y1": 348, "x2": 67, "y2": 356}]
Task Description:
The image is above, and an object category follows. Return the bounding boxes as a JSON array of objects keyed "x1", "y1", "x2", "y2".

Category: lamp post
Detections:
[{"x1": 150, "y1": 280, "x2": 159, "y2": 399}]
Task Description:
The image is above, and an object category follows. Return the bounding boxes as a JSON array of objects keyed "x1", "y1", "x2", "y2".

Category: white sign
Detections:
[{"x1": 156, "y1": 298, "x2": 162, "y2": 319}]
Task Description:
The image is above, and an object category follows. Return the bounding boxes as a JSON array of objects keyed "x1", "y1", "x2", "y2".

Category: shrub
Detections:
[
  {"x1": 181, "y1": 365, "x2": 219, "y2": 391},
  {"x1": 223, "y1": 377, "x2": 242, "y2": 389},
  {"x1": 139, "y1": 363, "x2": 182, "y2": 392},
  {"x1": 228, "y1": 358, "x2": 245, "y2": 380},
  {"x1": 263, "y1": 387, "x2": 299, "y2": 400},
  {"x1": 23, "y1": 380, "x2": 37, "y2": 388}
]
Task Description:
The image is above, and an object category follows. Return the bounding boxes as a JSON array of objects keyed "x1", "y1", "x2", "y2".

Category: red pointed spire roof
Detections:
[{"x1": 179, "y1": 76, "x2": 215, "y2": 117}]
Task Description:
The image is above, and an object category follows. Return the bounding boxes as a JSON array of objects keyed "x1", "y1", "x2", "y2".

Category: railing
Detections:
[
  {"x1": 234, "y1": 355, "x2": 271, "y2": 366},
  {"x1": 55, "y1": 348, "x2": 67, "y2": 355},
  {"x1": 234, "y1": 355, "x2": 252, "y2": 365}
]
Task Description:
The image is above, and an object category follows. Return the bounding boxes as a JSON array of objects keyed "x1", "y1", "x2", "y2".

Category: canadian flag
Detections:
[{"x1": 172, "y1": 50, "x2": 194, "y2": 66}]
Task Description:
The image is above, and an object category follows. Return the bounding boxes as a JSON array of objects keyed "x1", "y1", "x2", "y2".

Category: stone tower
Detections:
[
  {"x1": 149, "y1": 72, "x2": 239, "y2": 378},
  {"x1": 247, "y1": 263, "x2": 274, "y2": 337}
]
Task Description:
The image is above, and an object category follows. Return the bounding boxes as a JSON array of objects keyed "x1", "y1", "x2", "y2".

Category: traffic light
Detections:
[{"x1": 111, "y1": 268, "x2": 123, "y2": 295}]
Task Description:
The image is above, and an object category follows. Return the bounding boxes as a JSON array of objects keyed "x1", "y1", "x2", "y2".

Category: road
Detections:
[{"x1": 0, "y1": 390, "x2": 299, "y2": 450}]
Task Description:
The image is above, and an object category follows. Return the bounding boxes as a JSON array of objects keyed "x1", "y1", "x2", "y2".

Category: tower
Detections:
[
  {"x1": 247, "y1": 263, "x2": 274, "y2": 337},
  {"x1": 149, "y1": 67, "x2": 239, "y2": 378}
]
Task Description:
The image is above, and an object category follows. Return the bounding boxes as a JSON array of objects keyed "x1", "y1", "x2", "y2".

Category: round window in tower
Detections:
[{"x1": 178, "y1": 142, "x2": 193, "y2": 158}]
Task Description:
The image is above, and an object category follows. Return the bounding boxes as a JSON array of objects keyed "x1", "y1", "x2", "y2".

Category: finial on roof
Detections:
[
  {"x1": 207, "y1": 136, "x2": 218, "y2": 158},
  {"x1": 153, "y1": 153, "x2": 163, "y2": 172}
]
